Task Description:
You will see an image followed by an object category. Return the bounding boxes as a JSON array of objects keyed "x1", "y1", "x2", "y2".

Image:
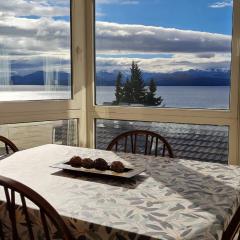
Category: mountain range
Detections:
[
  {"x1": 11, "y1": 71, "x2": 70, "y2": 85},
  {"x1": 10, "y1": 69, "x2": 230, "y2": 86},
  {"x1": 96, "y1": 69, "x2": 230, "y2": 86}
]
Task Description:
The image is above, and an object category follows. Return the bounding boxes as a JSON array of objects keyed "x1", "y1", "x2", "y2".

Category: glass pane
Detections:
[
  {"x1": 96, "y1": 119, "x2": 229, "y2": 164},
  {"x1": 0, "y1": 119, "x2": 78, "y2": 152},
  {"x1": 95, "y1": 0, "x2": 232, "y2": 109},
  {"x1": 0, "y1": 0, "x2": 71, "y2": 101}
]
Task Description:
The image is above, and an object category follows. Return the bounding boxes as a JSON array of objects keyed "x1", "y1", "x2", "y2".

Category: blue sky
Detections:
[
  {"x1": 95, "y1": 0, "x2": 232, "y2": 73},
  {"x1": 96, "y1": 0, "x2": 232, "y2": 35}
]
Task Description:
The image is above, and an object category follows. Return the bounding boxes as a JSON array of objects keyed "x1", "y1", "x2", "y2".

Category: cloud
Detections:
[
  {"x1": 195, "y1": 53, "x2": 216, "y2": 58},
  {"x1": 0, "y1": 0, "x2": 70, "y2": 58},
  {"x1": 0, "y1": 0, "x2": 71, "y2": 76},
  {"x1": 10, "y1": 57, "x2": 71, "y2": 75},
  {"x1": 209, "y1": 0, "x2": 233, "y2": 8},
  {"x1": 96, "y1": 0, "x2": 139, "y2": 5},
  {"x1": 0, "y1": 0, "x2": 69, "y2": 17},
  {"x1": 95, "y1": 0, "x2": 139, "y2": 16},
  {"x1": 96, "y1": 53, "x2": 231, "y2": 73},
  {"x1": 96, "y1": 21, "x2": 231, "y2": 54},
  {"x1": 95, "y1": 21, "x2": 231, "y2": 73},
  {"x1": 0, "y1": 0, "x2": 231, "y2": 75},
  {"x1": 96, "y1": 12, "x2": 106, "y2": 17},
  {"x1": 0, "y1": 16, "x2": 70, "y2": 54}
]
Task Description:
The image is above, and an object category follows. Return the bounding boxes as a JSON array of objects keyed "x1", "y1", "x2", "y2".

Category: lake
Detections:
[
  {"x1": 0, "y1": 85, "x2": 230, "y2": 109},
  {"x1": 96, "y1": 86, "x2": 230, "y2": 109}
]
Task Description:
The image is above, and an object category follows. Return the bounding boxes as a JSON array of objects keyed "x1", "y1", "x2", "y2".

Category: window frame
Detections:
[
  {"x1": 0, "y1": 0, "x2": 85, "y2": 144},
  {"x1": 0, "y1": 0, "x2": 239, "y2": 165},
  {"x1": 83, "y1": 0, "x2": 240, "y2": 165}
]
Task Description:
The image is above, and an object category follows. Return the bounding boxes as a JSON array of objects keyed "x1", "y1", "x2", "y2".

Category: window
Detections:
[
  {"x1": 0, "y1": 0, "x2": 72, "y2": 101},
  {"x1": 0, "y1": 0, "x2": 82, "y2": 151},
  {"x1": 95, "y1": 0, "x2": 232, "y2": 109},
  {"x1": 0, "y1": 1, "x2": 239, "y2": 165},
  {"x1": 96, "y1": 119, "x2": 229, "y2": 164},
  {"x1": 87, "y1": 0, "x2": 239, "y2": 165}
]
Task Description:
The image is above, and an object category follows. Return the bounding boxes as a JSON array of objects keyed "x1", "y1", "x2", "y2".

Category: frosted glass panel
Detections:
[{"x1": 0, "y1": 119, "x2": 78, "y2": 153}]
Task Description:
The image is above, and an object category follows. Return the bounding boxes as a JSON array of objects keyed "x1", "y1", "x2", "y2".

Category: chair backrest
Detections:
[
  {"x1": 106, "y1": 130, "x2": 174, "y2": 158},
  {"x1": 0, "y1": 175, "x2": 73, "y2": 240},
  {"x1": 0, "y1": 136, "x2": 19, "y2": 156}
]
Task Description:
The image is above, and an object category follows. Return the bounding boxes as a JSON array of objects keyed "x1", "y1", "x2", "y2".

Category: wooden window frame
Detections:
[
  {"x1": 83, "y1": 0, "x2": 240, "y2": 165},
  {"x1": 0, "y1": 0, "x2": 239, "y2": 164}
]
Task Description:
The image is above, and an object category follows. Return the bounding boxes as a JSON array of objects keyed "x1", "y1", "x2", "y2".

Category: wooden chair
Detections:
[
  {"x1": 106, "y1": 130, "x2": 174, "y2": 158},
  {"x1": 221, "y1": 204, "x2": 240, "y2": 240},
  {"x1": 0, "y1": 136, "x2": 19, "y2": 155},
  {"x1": 0, "y1": 175, "x2": 73, "y2": 240}
]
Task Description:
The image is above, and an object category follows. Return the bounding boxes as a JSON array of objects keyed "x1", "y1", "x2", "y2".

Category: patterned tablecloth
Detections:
[{"x1": 0, "y1": 144, "x2": 239, "y2": 240}]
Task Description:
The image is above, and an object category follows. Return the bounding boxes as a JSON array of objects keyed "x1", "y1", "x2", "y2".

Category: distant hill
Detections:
[
  {"x1": 10, "y1": 69, "x2": 230, "y2": 86},
  {"x1": 11, "y1": 71, "x2": 70, "y2": 85},
  {"x1": 96, "y1": 69, "x2": 230, "y2": 86}
]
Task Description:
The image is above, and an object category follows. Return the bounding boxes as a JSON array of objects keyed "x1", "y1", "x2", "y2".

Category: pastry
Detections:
[
  {"x1": 94, "y1": 158, "x2": 109, "y2": 171},
  {"x1": 110, "y1": 161, "x2": 125, "y2": 173},
  {"x1": 68, "y1": 156, "x2": 82, "y2": 167},
  {"x1": 81, "y1": 158, "x2": 94, "y2": 169}
]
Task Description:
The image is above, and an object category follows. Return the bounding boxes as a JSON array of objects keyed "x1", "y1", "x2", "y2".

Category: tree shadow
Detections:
[{"x1": 147, "y1": 158, "x2": 240, "y2": 239}]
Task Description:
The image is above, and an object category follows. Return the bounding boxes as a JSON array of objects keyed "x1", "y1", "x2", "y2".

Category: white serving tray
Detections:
[{"x1": 51, "y1": 161, "x2": 145, "y2": 178}]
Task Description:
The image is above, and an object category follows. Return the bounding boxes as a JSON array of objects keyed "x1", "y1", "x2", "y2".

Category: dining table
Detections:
[{"x1": 0, "y1": 144, "x2": 239, "y2": 240}]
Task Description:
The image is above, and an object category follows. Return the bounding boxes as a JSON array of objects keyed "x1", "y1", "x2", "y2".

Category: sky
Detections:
[
  {"x1": 0, "y1": 0, "x2": 71, "y2": 75},
  {"x1": 96, "y1": 0, "x2": 232, "y2": 34},
  {"x1": 0, "y1": 0, "x2": 233, "y2": 76},
  {"x1": 95, "y1": 0, "x2": 233, "y2": 73}
]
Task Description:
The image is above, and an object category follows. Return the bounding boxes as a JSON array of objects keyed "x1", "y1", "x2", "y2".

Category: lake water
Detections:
[
  {"x1": 96, "y1": 86, "x2": 230, "y2": 109},
  {"x1": 0, "y1": 85, "x2": 230, "y2": 109},
  {"x1": 0, "y1": 85, "x2": 71, "y2": 101}
]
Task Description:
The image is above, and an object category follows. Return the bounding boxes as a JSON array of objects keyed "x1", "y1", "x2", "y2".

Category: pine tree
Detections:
[
  {"x1": 145, "y1": 78, "x2": 163, "y2": 106},
  {"x1": 122, "y1": 78, "x2": 133, "y2": 103},
  {"x1": 114, "y1": 72, "x2": 123, "y2": 104},
  {"x1": 111, "y1": 62, "x2": 164, "y2": 106},
  {"x1": 130, "y1": 61, "x2": 146, "y2": 103}
]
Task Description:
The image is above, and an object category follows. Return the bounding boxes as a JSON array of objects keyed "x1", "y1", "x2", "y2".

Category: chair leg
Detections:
[
  {"x1": 5, "y1": 144, "x2": 9, "y2": 155},
  {"x1": 0, "y1": 220, "x2": 5, "y2": 240}
]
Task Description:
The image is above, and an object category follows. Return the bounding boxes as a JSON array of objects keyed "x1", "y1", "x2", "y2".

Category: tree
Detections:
[
  {"x1": 145, "y1": 78, "x2": 163, "y2": 106},
  {"x1": 130, "y1": 61, "x2": 146, "y2": 104},
  {"x1": 114, "y1": 72, "x2": 124, "y2": 104},
  {"x1": 112, "y1": 62, "x2": 164, "y2": 107},
  {"x1": 122, "y1": 78, "x2": 133, "y2": 103}
]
